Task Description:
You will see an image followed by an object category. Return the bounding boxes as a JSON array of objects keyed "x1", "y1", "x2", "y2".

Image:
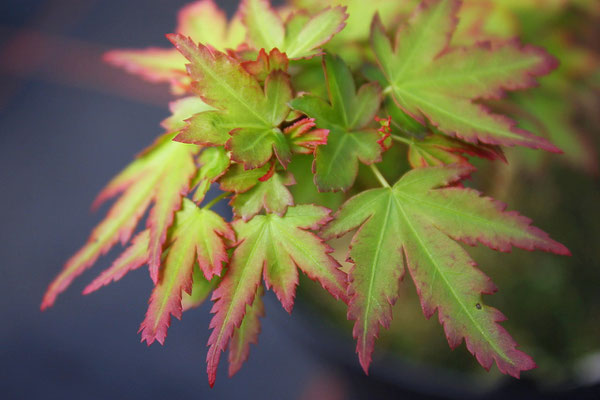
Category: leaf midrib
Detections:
[
  {"x1": 396, "y1": 89, "x2": 526, "y2": 141},
  {"x1": 360, "y1": 193, "x2": 393, "y2": 355},
  {"x1": 397, "y1": 57, "x2": 538, "y2": 90},
  {"x1": 397, "y1": 190, "x2": 528, "y2": 240}
]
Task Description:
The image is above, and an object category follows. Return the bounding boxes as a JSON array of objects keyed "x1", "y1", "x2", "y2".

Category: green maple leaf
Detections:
[
  {"x1": 290, "y1": 54, "x2": 384, "y2": 191},
  {"x1": 242, "y1": 0, "x2": 348, "y2": 59},
  {"x1": 82, "y1": 197, "x2": 230, "y2": 344},
  {"x1": 370, "y1": 0, "x2": 561, "y2": 152},
  {"x1": 219, "y1": 163, "x2": 295, "y2": 220},
  {"x1": 231, "y1": 171, "x2": 296, "y2": 220},
  {"x1": 323, "y1": 164, "x2": 569, "y2": 377},
  {"x1": 170, "y1": 34, "x2": 294, "y2": 169},
  {"x1": 139, "y1": 198, "x2": 234, "y2": 345},
  {"x1": 206, "y1": 205, "x2": 347, "y2": 386}
]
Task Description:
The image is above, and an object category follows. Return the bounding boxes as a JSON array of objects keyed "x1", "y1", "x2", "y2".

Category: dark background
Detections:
[{"x1": 1, "y1": 1, "x2": 599, "y2": 399}]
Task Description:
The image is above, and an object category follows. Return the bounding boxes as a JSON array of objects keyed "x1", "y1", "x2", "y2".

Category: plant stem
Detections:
[
  {"x1": 203, "y1": 192, "x2": 230, "y2": 210},
  {"x1": 390, "y1": 134, "x2": 413, "y2": 146},
  {"x1": 369, "y1": 164, "x2": 391, "y2": 188}
]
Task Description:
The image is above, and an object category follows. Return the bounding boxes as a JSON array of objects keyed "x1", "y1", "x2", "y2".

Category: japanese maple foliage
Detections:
[{"x1": 43, "y1": 0, "x2": 572, "y2": 386}]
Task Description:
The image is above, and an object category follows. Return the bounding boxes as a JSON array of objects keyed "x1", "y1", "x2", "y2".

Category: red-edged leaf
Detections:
[
  {"x1": 170, "y1": 35, "x2": 293, "y2": 169},
  {"x1": 242, "y1": 0, "x2": 348, "y2": 59},
  {"x1": 41, "y1": 94, "x2": 211, "y2": 309},
  {"x1": 140, "y1": 199, "x2": 234, "y2": 345},
  {"x1": 230, "y1": 171, "x2": 295, "y2": 220},
  {"x1": 370, "y1": 0, "x2": 561, "y2": 152},
  {"x1": 241, "y1": 48, "x2": 289, "y2": 82},
  {"x1": 207, "y1": 205, "x2": 347, "y2": 386},
  {"x1": 285, "y1": 118, "x2": 329, "y2": 155},
  {"x1": 323, "y1": 164, "x2": 568, "y2": 376},
  {"x1": 290, "y1": 54, "x2": 383, "y2": 192}
]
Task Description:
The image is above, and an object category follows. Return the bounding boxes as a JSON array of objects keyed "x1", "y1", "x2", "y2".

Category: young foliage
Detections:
[
  {"x1": 41, "y1": 130, "x2": 199, "y2": 309},
  {"x1": 43, "y1": 0, "x2": 574, "y2": 387},
  {"x1": 370, "y1": 0, "x2": 560, "y2": 152},
  {"x1": 171, "y1": 34, "x2": 294, "y2": 169},
  {"x1": 242, "y1": 0, "x2": 348, "y2": 59},
  {"x1": 140, "y1": 198, "x2": 234, "y2": 345},
  {"x1": 291, "y1": 54, "x2": 384, "y2": 191},
  {"x1": 207, "y1": 205, "x2": 347, "y2": 386},
  {"x1": 323, "y1": 165, "x2": 569, "y2": 376}
]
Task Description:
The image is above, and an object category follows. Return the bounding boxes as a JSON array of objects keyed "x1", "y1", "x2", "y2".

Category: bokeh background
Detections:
[{"x1": 1, "y1": 0, "x2": 598, "y2": 399}]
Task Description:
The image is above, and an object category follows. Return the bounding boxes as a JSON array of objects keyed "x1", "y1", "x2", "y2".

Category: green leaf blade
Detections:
[
  {"x1": 290, "y1": 55, "x2": 383, "y2": 192},
  {"x1": 371, "y1": 0, "x2": 561, "y2": 152},
  {"x1": 325, "y1": 165, "x2": 568, "y2": 376},
  {"x1": 140, "y1": 200, "x2": 233, "y2": 345}
]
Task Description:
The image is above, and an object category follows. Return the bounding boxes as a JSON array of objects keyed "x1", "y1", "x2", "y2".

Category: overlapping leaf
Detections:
[
  {"x1": 170, "y1": 34, "x2": 294, "y2": 169},
  {"x1": 206, "y1": 205, "x2": 347, "y2": 386},
  {"x1": 370, "y1": 0, "x2": 560, "y2": 152},
  {"x1": 105, "y1": 0, "x2": 245, "y2": 91},
  {"x1": 242, "y1": 0, "x2": 348, "y2": 59},
  {"x1": 140, "y1": 199, "x2": 234, "y2": 345},
  {"x1": 323, "y1": 164, "x2": 569, "y2": 376},
  {"x1": 290, "y1": 54, "x2": 384, "y2": 191}
]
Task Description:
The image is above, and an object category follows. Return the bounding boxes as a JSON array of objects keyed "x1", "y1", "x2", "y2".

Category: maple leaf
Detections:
[
  {"x1": 290, "y1": 54, "x2": 384, "y2": 191},
  {"x1": 140, "y1": 199, "x2": 234, "y2": 345},
  {"x1": 284, "y1": 118, "x2": 329, "y2": 155},
  {"x1": 170, "y1": 34, "x2": 295, "y2": 169},
  {"x1": 104, "y1": 0, "x2": 245, "y2": 91},
  {"x1": 206, "y1": 205, "x2": 347, "y2": 386},
  {"x1": 292, "y1": 0, "x2": 419, "y2": 43},
  {"x1": 230, "y1": 171, "x2": 296, "y2": 220},
  {"x1": 41, "y1": 98, "x2": 211, "y2": 309},
  {"x1": 322, "y1": 164, "x2": 569, "y2": 377},
  {"x1": 370, "y1": 0, "x2": 561, "y2": 152},
  {"x1": 41, "y1": 136, "x2": 199, "y2": 309},
  {"x1": 241, "y1": 48, "x2": 289, "y2": 83},
  {"x1": 219, "y1": 163, "x2": 273, "y2": 193},
  {"x1": 241, "y1": 0, "x2": 348, "y2": 59}
]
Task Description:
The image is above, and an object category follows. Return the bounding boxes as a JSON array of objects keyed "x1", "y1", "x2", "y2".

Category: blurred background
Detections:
[{"x1": 0, "y1": 0, "x2": 598, "y2": 399}]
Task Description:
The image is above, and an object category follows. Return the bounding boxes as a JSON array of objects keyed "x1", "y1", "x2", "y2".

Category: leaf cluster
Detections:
[{"x1": 43, "y1": 0, "x2": 572, "y2": 386}]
